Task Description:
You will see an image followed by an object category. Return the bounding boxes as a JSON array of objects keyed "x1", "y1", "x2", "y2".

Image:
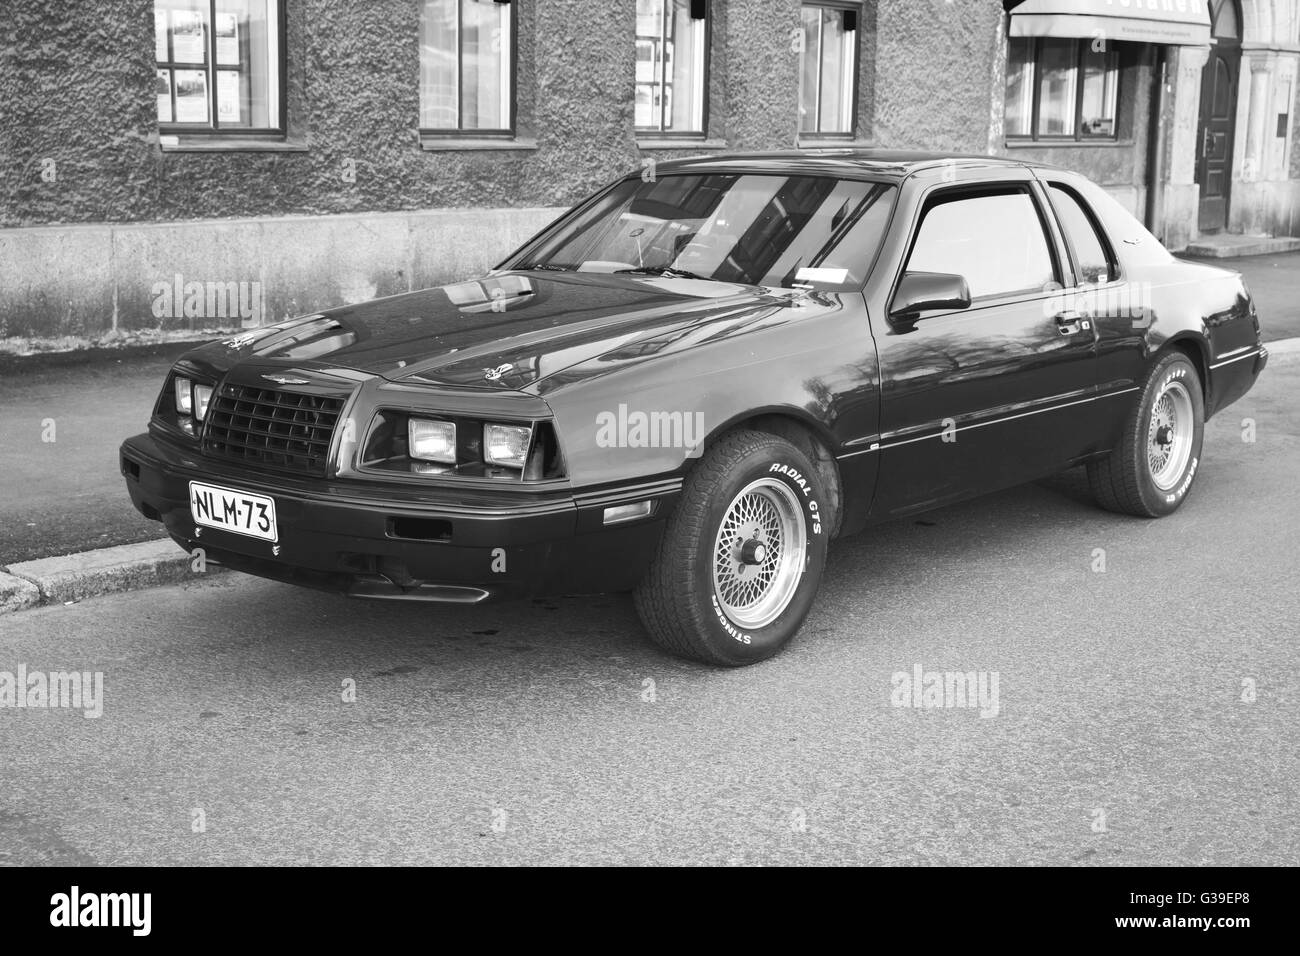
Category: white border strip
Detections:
[{"x1": 837, "y1": 388, "x2": 1138, "y2": 459}]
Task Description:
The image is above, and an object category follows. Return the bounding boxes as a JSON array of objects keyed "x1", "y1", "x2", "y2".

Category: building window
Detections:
[
  {"x1": 798, "y1": 3, "x2": 858, "y2": 137},
  {"x1": 635, "y1": 0, "x2": 708, "y2": 134},
  {"x1": 420, "y1": 0, "x2": 514, "y2": 134},
  {"x1": 154, "y1": 0, "x2": 283, "y2": 132},
  {"x1": 1006, "y1": 37, "x2": 1119, "y2": 141}
]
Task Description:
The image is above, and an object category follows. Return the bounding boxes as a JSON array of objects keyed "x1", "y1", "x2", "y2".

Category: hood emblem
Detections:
[
  {"x1": 483, "y1": 363, "x2": 513, "y2": 382},
  {"x1": 224, "y1": 332, "x2": 260, "y2": 350},
  {"x1": 262, "y1": 374, "x2": 310, "y2": 385}
]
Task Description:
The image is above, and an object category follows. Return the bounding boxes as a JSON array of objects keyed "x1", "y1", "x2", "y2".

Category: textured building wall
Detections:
[
  {"x1": 2, "y1": 0, "x2": 162, "y2": 227},
  {"x1": 0, "y1": 0, "x2": 1018, "y2": 340},
  {"x1": 2, "y1": 0, "x2": 1002, "y2": 230},
  {"x1": 0, "y1": 0, "x2": 647, "y2": 337},
  {"x1": 0, "y1": 0, "x2": 1022, "y2": 225},
  {"x1": 1290, "y1": 77, "x2": 1300, "y2": 235},
  {"x1": 0, "y1": 0, "x2": 645, "y2": 228},
  {"x1": 871, "y1": 0, "x2": 1004, "y2": 151},
  {"x1": 718, "y1": 0, "x2": 801, "y2": 148},
  {"x1": 1292, "y1": 75, "x2": 1300, "y2": 180}
]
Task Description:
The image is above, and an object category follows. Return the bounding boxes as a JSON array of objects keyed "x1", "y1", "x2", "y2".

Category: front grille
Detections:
[{"x1": 203, "y1": 384, "x2": 345, "y2": 476}]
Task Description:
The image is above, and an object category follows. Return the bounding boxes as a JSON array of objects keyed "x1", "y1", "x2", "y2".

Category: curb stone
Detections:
[
  {"x1": 1, "y1": 539, "x2": 224, "y2": 612},
  {"x1": 0, "y1": 572, "x2": 41, "y2": 613}
]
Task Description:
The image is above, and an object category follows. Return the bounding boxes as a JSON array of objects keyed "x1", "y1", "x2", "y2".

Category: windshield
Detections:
[{"x1": 506, "y1": 173, "x2": 896, "y2": 291}]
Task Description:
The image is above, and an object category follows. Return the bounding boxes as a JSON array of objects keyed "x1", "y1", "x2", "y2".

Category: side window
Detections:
[
  {"x1": 635, "y1": 0, "x2": 709, "y2": 134},
  {"x1": 905, "y1": 189, "x2": 1056, "y2": 300},
  {"x1": 797, "y1": 2, "x2": 859, "y2": 137},
  {"x1": 154, "y1": 0, "x2": 284, "y2": 134},
  {"x1": 420, "y1": 0, "x2": 515, "y2": 134},
  {"x1": 1048, "y1": 183, "x2": 1118, "y2": 284}
]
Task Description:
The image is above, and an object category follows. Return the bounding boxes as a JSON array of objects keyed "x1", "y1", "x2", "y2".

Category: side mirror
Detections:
[{"x1": 889, "y1": 271, "x2": 971, "y2": 328}]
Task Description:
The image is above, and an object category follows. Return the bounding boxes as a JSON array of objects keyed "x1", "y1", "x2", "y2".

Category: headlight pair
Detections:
[
  {"x1": 174, "y1": 376, "x2": 214, "y2": 422},
  {"x1": 408, "y1": 418, "x2": 532, "y2": 470}
]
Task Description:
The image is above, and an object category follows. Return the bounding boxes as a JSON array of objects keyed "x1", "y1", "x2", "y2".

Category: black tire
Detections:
[
  {"x1": 633, "y1": 429, "x2": 830, "y2": 666},
  {"x1": 1088, "y1": 350, "x2": 1205, "y2": 517}
]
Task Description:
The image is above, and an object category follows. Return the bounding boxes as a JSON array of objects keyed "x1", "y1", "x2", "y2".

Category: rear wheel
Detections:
[
  {"x1": 1088, "y1": 351, "x2": 1205, "y2": 517},
  {"x1": 634, "y1": 430, "x2": 830, "y2": 665}
]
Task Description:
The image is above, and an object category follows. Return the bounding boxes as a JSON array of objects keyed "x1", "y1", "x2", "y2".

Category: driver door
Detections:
[{"x1": 870, "y1": 180, "x2": 1099, "y2": 517}]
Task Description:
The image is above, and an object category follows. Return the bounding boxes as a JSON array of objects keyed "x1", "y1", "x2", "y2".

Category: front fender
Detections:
[{"x1": 534, "y1": 294, "x2": 882, "y2": 492}]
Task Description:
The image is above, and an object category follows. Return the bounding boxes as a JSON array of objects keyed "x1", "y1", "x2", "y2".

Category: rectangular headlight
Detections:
[
  {"x1": 174, "y1": 376, "x2": 193, "y2": 415},
  {"x1": 193, "y1": 384, "x2": 214, "y2": 422},
  {"x1": 409, "y1": 418, "x2": 457, "y2": 464},
  {"x1": 483, "y1": 423, "x2": 532, "y2": 469}
]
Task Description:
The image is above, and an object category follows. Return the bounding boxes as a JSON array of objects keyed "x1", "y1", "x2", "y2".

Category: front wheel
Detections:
[
  {"x1": 634, "y1": 430, "x2": 830, "y2": 665},
  {"x1": 1088, "y1": 351, "x2": 1205, "y2": 517}
]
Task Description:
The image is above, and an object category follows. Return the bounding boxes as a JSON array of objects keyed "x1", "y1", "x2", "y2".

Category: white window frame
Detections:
[
  {"x1": 634, "y1": 0, "x2": 708, "y2": 135},
  {"x1": 798, "y1": 1, "x2": 859, "y2": 138},
  {"x1": 1006, "y1": 36, "x2": 1121, "y2": 142},
  {"x1": 420, "y1": 0, "x2": 515, "y2": 136}
]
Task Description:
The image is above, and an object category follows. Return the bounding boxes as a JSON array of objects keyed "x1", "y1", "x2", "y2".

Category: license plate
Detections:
[{"x1": 189, "y1": 481, "x2": 278, "y2": 542}]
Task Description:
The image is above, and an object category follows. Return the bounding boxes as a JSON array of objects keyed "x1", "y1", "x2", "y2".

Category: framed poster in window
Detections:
[
  {"x1": 174, "y1": 69, "x2": 209, "y2": 123},
  {"x1": 156, "y1": 69, "x2": 173, "y2": 122},
  {"x1": 215, "y1": 12, "x2": 239, "y2": 65},
  {"x1": 171, "y1": 10, "x2": 206, "y2": 63},
  {"x1": 216, "y1": 70, "x2": 241, "y2": 123}
]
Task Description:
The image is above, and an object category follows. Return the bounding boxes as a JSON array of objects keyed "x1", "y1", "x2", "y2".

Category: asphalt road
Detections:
[
  {"x1": 2, "y1": 358, "x2": 1295, "y2": 866},
  {"x1": 0, "y1": 344, "x2": 196, "y2": 565},
  {"x1": 1, "y1": 254, "x2": 1297, "y2": 566}
]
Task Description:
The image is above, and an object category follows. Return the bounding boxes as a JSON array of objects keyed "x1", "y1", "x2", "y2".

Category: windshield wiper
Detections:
[
  {"x1": 515, "y1": 263, "x2": 573, "y2": 272},
  {"x1": 615, "y1": 266, "x2": 709, "y2": 281}
]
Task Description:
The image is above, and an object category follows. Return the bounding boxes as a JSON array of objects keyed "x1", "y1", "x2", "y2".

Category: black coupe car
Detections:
[{"x1": 121, "y1": 150, "x2": 1267, "y2": 665}]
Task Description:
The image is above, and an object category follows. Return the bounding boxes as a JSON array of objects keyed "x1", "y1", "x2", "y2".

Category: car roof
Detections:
[{"x1": 646, "y1": 149, "x2": 1060, "y2": 182}]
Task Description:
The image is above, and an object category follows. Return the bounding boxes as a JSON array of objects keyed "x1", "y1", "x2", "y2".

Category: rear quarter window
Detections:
[
  {"x1": 1048, "y1": 183, "x2": 1118, "y2": 284},
  {"x1": 1064, "y1": 177, "x2": 1174, "y2": 269}
]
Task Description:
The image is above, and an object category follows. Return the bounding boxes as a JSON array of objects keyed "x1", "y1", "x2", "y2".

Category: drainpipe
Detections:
[{"x1": 1145, "y1": 46, "x2": 1169, "y2": 241}]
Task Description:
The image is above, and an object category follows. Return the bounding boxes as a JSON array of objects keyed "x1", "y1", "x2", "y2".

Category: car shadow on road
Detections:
[{"x1": 159, "y1": 463, "x2": 1114, "y2": 680}]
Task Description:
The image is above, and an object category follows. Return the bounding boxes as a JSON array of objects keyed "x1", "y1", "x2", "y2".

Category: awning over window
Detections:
[{"x1": 1006, "y1": 0, "x2": 1210, "y2": 46}]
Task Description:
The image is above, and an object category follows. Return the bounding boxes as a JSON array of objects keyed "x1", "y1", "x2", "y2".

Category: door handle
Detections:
[
  {"x1": 1202, "y1": 127, "x2": 1215, "y2": 158},
  {"x1": 1055, "y1": 311, "x2": 1091, "y2": 335}
]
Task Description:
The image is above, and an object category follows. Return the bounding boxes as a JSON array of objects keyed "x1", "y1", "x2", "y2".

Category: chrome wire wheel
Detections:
[
  {"x1": 711, "y1": 478, "x2": 807, "y2": 630},
  {"x1": 1147, "y1": 379, "x2": 1194, "y2": 490}
]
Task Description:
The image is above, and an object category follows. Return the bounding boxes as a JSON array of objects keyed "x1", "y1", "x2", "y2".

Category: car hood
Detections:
[{"x1": 200, "y1": 271, "x2": 791, "y2": 392}]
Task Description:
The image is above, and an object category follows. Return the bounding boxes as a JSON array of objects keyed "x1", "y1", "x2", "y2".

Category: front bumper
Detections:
[{"x1": 120, "y1": 432, "x2": 677, "y2": 601}]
